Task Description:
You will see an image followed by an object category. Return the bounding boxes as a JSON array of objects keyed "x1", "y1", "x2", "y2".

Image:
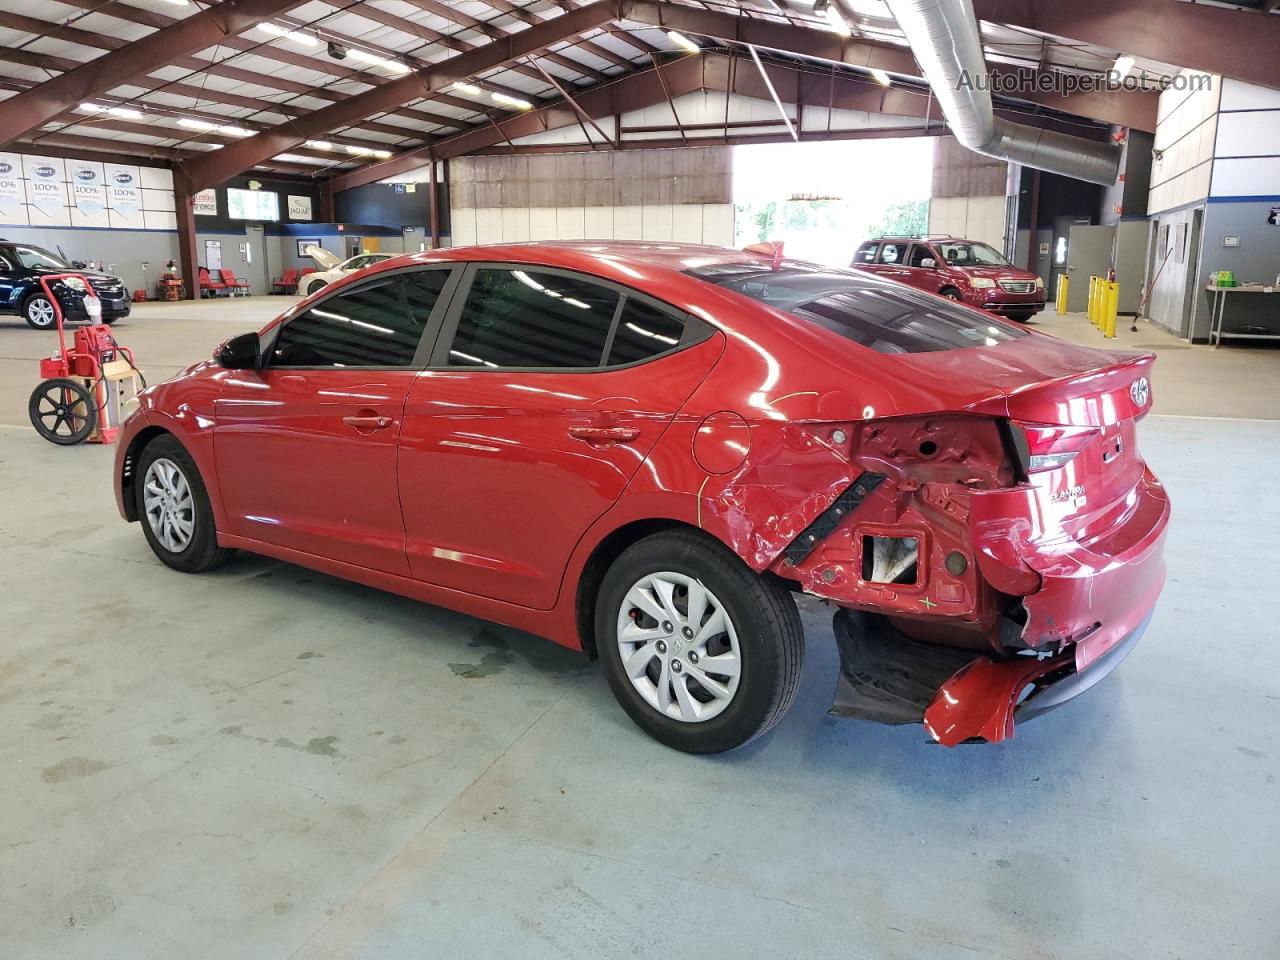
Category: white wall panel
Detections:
[
  {"x1": 584, "y1": 206, "x2": 614, "y2": 238},
  {"x1": 701, "y1": 204, "x2": 734, "y2": 247},
  {"x1": 451, "y1": 207, "x2": 477, "y2": 246},
  {"x1": 671, "y1": 204, "x2": 703, "y2": 243},
  {"x1": 140, "y1": 166, "x2": 174, "y2": 190},
  {"x1": 641, "y1": 204, "x2": 673, "y2": 241},
  {"x1": 1219, "y1": 79, "x2": 1280, "y2": 112},
  {"x1": 613, "y1": 204, "x2": 643, "y2": 240},
  {"x1": 1210, "y1": 156, "x2": 1280, "y2": 197},
  {"x1": 555, "y1": 206, "x2": 586, "y2": 240},
  {"x1": 142, "y1": 210, "x2": 177, "y2": 230},
  {"x1": 500, "y1": 205, "x2": 530, "y2": 242},
  {"x1": 1213, "y1": 111, "x2": 1280, "y2": 159},
  {"x1": 474, "y1": 207, "x2": 502, "y2": 244},
  {"x1": 528, "y1": 206, "x2": 557, "y2": 240}
]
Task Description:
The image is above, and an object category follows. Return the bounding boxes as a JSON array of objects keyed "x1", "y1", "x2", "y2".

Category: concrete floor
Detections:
[{"x1": 1, "y1": 299, "x2": 1277, "y2": 959}]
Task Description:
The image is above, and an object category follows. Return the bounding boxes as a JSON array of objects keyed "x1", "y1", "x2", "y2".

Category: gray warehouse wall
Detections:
[
  {"x1": 1198, "y1": 200, "x2": 1280, "y2": 338},
  {"x1": 0, "y1": 225, "x2": 179, "y2": 296}
]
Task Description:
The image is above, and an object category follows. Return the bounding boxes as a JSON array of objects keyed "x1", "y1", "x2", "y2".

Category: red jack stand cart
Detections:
[{"x1": 27, "y1": 273, "x2": 144, "y2": 445}]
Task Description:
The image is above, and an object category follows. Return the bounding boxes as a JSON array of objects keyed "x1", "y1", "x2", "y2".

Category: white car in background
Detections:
[{"x1": 299, "y1": 246, "x2": 394, "y2": 297}]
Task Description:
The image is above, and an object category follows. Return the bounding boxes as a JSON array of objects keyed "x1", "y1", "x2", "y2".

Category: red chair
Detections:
[
  {"x1": 271, "y1": 267, "x2": 299, "y2": 294},
  {"x1": 198, "y1": 266, "x2": 227, "y2": 298},
  {"x1": 219, "y1": 268, "x2": 251, "y2": 296}
]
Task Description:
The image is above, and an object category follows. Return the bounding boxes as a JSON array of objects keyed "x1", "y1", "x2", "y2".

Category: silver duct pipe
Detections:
[{"x1": 882, "y1": 0, "x2": 1121, "y2": 185}]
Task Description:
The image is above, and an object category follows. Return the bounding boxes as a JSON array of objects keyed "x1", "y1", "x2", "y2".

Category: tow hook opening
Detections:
[{"x1": 860, "y1": 535, "x2": 919, "y2": 584}]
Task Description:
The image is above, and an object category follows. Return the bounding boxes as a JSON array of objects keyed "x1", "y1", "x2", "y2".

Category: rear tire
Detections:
[
  {"x1": 596, "y1": 530, "x2": 804, "y2": 753},
  {"x1": 302, "y1": 279, "x2": 327, "y2": 297},
  {"x1": 135, "y1": 434, "x2": 233, "y2": 573},
  {"x1": 939, "y1": 287, "x2": 964, "y2": 301}
]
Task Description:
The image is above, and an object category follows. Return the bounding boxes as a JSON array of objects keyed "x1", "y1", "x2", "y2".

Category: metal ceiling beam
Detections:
[
  {"x1": 332, "y1": 51, "x2": 1110, "y2": 190},
  {"x1": 620, "y1": 0, "x2": 1158, "y2": 130},
  {"x1": 969, "y1": 0, "x2": 1280, "y2": 89},
  {"x1": 178, "y1": 0, "x2": 623, "y2": 192},
  {"x1": 0, "y1": 0, "x2": 308, "y2": 148}
]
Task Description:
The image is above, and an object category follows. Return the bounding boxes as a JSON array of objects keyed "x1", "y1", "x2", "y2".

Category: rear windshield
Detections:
[{"x1": 690, "y1": 264, "x2": 1028, "y2": 354}]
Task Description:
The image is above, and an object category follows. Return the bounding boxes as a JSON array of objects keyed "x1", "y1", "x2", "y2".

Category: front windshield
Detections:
[
  {"x1": 937, "y1": 241, "x2": 1009, "y2": 267},
  {"x1": 15, "y1": 245, "x2": 70, "y2": 270}
]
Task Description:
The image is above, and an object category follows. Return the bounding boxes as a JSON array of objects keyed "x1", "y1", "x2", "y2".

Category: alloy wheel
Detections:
[
  {"x1": 27, "y1": 297, "x2": 56, "y2": 328},
  {"x1": 616, "y1": 572, "x2": 742, "y2": 723},
  {"x1": 143, "y1": 458, "x2": 196, "y2": 553}
]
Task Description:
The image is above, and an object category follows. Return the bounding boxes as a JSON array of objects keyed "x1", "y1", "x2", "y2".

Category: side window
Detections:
[
  {"x1": 853, "y1": 243, "x2": 879, "y2": 264},
  {"x1": 606, "y1": 297, "x2": 687, "y2": 366},
  {"x1": 447, "y1": 267, "x2": 620, "y2": 369},
  {"x1": 908, "y1": 245, "x2": 935, "y2": 268},
  {"x1": 876, "y1": 243, "x2": 901, "y2": 265},
  {"x1": 268, "y1": 276, "x2": 435, "y2": 368}
]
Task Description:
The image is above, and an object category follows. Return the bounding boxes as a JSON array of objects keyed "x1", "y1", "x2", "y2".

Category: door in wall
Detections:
[
  {"x1": 1064, "y1": 224, "x2": 1114, "y2": 312},
  {"x1": 244, "y1": 224, "x2": 269, "y2": 295}
]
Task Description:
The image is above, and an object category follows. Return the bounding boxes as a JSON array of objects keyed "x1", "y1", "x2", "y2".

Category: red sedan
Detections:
[{"x1": 113, "y1": 242, "x2": 1168, "y2": 753}]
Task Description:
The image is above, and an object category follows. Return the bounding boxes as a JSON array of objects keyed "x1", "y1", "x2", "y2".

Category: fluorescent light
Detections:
[
  {"x1": 344, "y1": 145, "x2": 392, "y2": 159},
  {"x1": 257, "y1": 22, "x2": 318, "y2": 46},
  {"x1": 107, "y1": 106, "x2": 142, "y2": 119},
  {"x1": 666, "y1": 30, "x2": 700, "y2": 54},
  {"x1": 78, "y1": 103, "x2": 102, "y2": 113},
  {"x1": 155, "y1": 0, "x2": 188, "y2": 5},
  {"x1": 178, "y1": 117, "x2": 257, "y2": 137},
  {"x1": 1111, "y1": 55, "x2": 1136, "y2": 81},
  {"x1": 221, "y1": 126, "x2": 255, "y2": 137},
  {"x1": 490, "y1": 91, "x2": 532, "y2": 110},
  {"x1": 870, "y1": 68, "x2": 892, "y2": 87},
  {"x1": 305, "y1": 140, "x2": 333, "y2": 150},
  {"x1": 824, "y1": 6, "x2": 852, "y2": 37},
  {"x1": 450, "y1": 82, "x2": 481, "y2": 96},
  {"x1": 178, "y1": 117, "x2": 217, "y2": 131},
  {"x1": 349, "y1": 48, "x2": 411, "y2": 75}
]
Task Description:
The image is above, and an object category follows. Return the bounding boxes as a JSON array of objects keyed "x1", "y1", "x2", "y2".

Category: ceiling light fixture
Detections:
[
  {"x1": 666, "y1": 30, "x2": 700, "y2": 54},
  {"x1": 1110, "y1": 55, "x2": 1136, "y2": 82},
  {"x1": 344, "y1": 145, "x2": 392, "y2": 158},
  {"x1": 450, "y1": 82, "x2": 482, "y2": 96},
  {"x1": 305, "y1": 140, "x2": 333, "y2": 150},
  {"x1": 870, "y1": 68, "x2": 892, "y2": 87},
  {"x1": 824, "y1": 6, "x2": 852, "y2": 37},
  {"x1": 490, "y1": 91, "x2": 533, "y2": 110},
  {"x1": 178, "y1": 117, "x2": 258, "y2": 137},
  {"x1": 79, "y1": 103, "x2": 142, "y2": 120},
  {"x1": 257, "y1": 22, "x2": 319, "y2": 47},
  {"x1": 155, "y1": 0, "x2": 188, "y2": 5},
  {"x1": 348, "y1": 48, "x2": 411, "y2": 75},
  {"x1": 178, "y1": 117, "x2": 217, "y2": 131}
]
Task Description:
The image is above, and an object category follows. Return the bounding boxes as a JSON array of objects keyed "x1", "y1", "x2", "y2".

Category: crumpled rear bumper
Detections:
[{"x1": 831, "y1": 604, "x2": 1154, "y2": 746}]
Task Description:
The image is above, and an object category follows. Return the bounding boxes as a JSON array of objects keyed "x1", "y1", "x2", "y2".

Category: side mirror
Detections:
[
  {"x1": 216, "y1": 332, "x2": 260, "y2": 370},
  {"x1": 920, "y1": 257, "x2": 937, "y2": 269}
]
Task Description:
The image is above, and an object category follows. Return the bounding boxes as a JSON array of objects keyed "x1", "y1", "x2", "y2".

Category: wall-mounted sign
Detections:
[
  {"x1": 68, "y1": 161, "x2": 105, "y2": 217},
  {"x1": 1268, "y1": 208, "x2": 1279, "y2": 226},
  {"x1": 1223, "y1": 235, "x2": 1240, "y2": 247},
  {"x1": 248, "y1": 180, "x2": 262, "y2": 190},
  {"x1": 405, "y1": 182, "x2": 415, "y2": 194},
  {"x1": 23, "y1": 155, "x2": 65, "y2": 214},
  {"x1": 193, "y1": 188, "x2": 217, "y2": 216},
  {"x1": 205, "y1": 238, "x2": 222, "y2": 271},
  {"x1": 1038, "y1": 242, "x2": 1050, "y2": 256},
  {"x1": 394, "y1": 183, "x2": 405, "y2": 195},
  {"x1": 287, "y1": 194, "x2": 312, "y2": 221},
  {"x1": 103, "y1": 162, "x2": 141, "y2": 227},
  {"x1": 296, "y1": 238, "x2": 321, "y2": 258},
  {"x1": 0, "y1": 152, "x2": 25, "y2": 221}
]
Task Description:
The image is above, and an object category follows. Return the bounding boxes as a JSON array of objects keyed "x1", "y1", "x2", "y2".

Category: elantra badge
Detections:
[{"x1": 1130, "y1": 377, "x2": 1150, "y2": 408}]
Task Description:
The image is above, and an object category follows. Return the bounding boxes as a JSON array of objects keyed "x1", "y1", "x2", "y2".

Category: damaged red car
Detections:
[{"x1": 113, "y1": 241, "x2": 1168, "y2": 753}]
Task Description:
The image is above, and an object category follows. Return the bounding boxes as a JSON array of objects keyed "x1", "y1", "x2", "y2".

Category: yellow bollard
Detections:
[
  {"x1": 1103, "y1": 281, "x2": 1119, "y2": 338},
  {"x1": 1055, "y1": 275, "x2": 1069, "y2": 314},
  {"x1": 1087, "y1": 276, "x2": 1099, "y2": 324}
]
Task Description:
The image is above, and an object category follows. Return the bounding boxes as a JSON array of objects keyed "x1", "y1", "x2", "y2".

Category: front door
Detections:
[
  {"x1": 214, "y1": 266, "x2": 459, "y2": 574},
  {"x1": 244, "y1": 224, "x2": 269, "y2": 295},
  {"x1": 398, "y1": 264, "x2": 721, "y2": 609}
]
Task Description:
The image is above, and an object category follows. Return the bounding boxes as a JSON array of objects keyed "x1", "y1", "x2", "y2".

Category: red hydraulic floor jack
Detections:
[{"x1": 27, "y1": 274, "x2": 144, "y2": 445}]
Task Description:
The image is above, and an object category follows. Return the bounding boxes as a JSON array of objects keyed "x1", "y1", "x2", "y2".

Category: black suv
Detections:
[{"x1": 0, "y1": 240, "x2": 130, "y2": 329}]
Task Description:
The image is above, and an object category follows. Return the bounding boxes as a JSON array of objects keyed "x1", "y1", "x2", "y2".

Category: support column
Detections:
[
  {"x1": 429, "y1": 155, "x2": 440, "y2": 249},
  {"x1": 172, "y1": 167, "x2": 199, "y2": 301},
  {"x1": 1025, "y1": 168, "x2": 1041, "y2": 272}
]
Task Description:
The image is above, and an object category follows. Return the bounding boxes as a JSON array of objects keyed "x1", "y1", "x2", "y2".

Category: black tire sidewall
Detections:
[
  {"x1": 28, "y1": 378, "x2": 97, "y2": 444},
  {"x1": 135, "y1": 435, "x2": 224, "y2": 572},
  {"x1": 24, "y1": 295, "x2": 56, "y2": 329},
  {"x1": 596, "y1": 533, "x2": 790, "y2": 753}
]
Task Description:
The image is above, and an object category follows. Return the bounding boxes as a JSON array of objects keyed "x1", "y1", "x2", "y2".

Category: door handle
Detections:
[
  {"x1": 343, "y1": 414, "x2": 394, "y2": 431},
  {"x1": 569, "y1": 425, "x2": 640, "y2": 444}
]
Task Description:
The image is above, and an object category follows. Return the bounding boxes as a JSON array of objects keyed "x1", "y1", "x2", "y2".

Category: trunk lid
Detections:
[{"x1": 304, "y1": 244, "x2": 341, "y2": 270}]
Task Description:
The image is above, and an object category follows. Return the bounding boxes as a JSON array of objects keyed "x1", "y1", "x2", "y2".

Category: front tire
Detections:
[
  {"x1": 302, "y1": 279, "x2": 327, "y2": 297},
  {"x1": 135, "y1": 435, "x2": 233, "y2": 573},
  {"x1": 596, "y1": 530, "x2": 804, "y2": 753},
  {"x1": 939, "y1": 287, "x2": 964, "y2": 302},
  {"x1": 23, "y1": 294, "x2": 57, "y2": 329}
]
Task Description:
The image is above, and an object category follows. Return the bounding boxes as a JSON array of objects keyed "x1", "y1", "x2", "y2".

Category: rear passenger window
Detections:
[
  {"x1": 852, "y1": 243, "x2": 879, "y2": 264},
  {"x1": 876, "y1": 243, "x2": 901, "y2": 264},
  {"x1": 448, "y1": 268, "x2": 620, "y2": 368},
  {"x1": 269, "y1": 275, "x2": 440, "y2": 368},
  {"x1": 606, "y1": 298, "x2": 686, "y2": 366}
]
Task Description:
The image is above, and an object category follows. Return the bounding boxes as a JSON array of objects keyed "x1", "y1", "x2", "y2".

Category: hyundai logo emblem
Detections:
[{"x1": 1130, "y1": 377, "x2": 1150, "y2": 408}]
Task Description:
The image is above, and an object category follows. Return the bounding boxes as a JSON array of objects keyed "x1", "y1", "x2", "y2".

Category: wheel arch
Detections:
[{"x1": 119, "y1": 425, "x2": 176, "y2": 521}]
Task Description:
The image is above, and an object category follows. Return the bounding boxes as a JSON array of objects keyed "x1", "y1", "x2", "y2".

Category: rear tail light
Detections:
[{"x1": 1008, "y1": 421, "x2": 1099, "y2": 473}]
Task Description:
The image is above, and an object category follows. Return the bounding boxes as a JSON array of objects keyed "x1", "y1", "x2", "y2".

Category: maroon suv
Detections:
[{"x1": 853, "y1": 236, "x2": 1046, "y2": 323}]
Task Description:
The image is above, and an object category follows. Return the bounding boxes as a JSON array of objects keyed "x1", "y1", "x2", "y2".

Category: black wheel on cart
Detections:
[{"x1": 29, "y1": 378, "x2": 97, "y2": 445}]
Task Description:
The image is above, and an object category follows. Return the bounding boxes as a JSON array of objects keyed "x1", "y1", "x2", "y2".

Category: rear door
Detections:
[
  {"x1": 870, "y1": 240, "x2": 910, "y2": 284},
  {"x1": 398, "y1": 264, "x2": 721, "y2": 609},
  {"x1": 214, "y1": 266, "x2": 459, "y2": 574}
]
